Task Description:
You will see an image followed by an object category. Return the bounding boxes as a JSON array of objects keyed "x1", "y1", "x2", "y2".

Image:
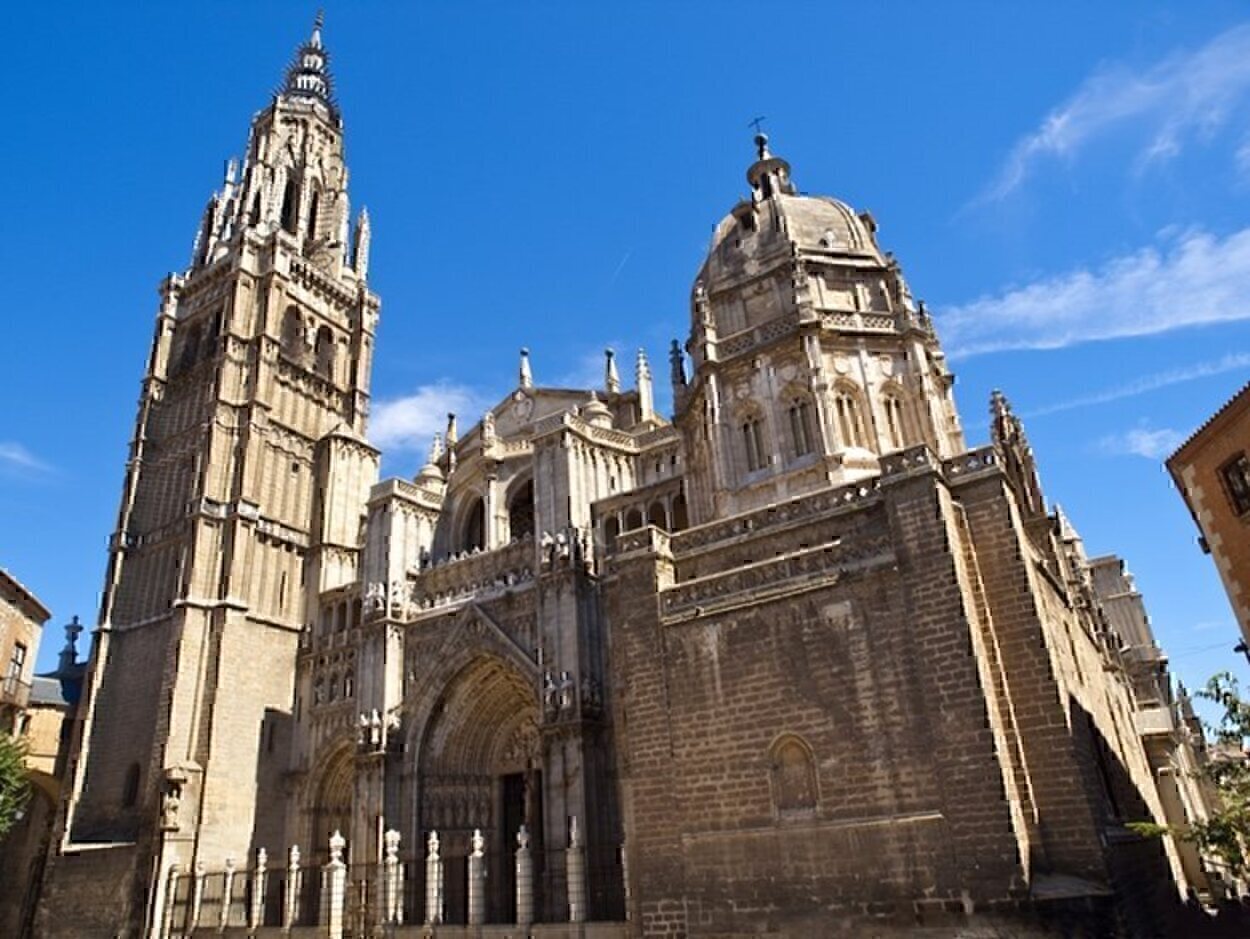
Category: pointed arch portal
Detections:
[{"x1": 417, "y1": 655, "x2": 542, "y2": 923}]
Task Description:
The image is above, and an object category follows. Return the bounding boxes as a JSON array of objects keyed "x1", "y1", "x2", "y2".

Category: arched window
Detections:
[
  {"x1": 306, "y1": 186, "x2": 321, "y2": 241},
  {"x1": 788, "y1": 399, "x2": 814, "y2": 458},
  {"x1": 769, "y1": 735, "x2": 817, "y2": 816},
  {"x1": 280, "y1": 178, "x2": 299, "y2": 234},
  {"x1": 882, "y1": 391, "x2": 908, "y2": 452},
  {"x1": 671, "y1": 493, "x2": 689, "y2": 531},
  {"x1": 648, "y1": 502, "x2": 668, "y2": 530},
  {"x1": 343, "y1": 670, "x2": 354, "y2": 699},
  {"x1": 604, "y1": 516, "x2": 621, "y2": 546},
  {"x1": 249, "y1": 192, "x2": 262, "y2": 226},
  {"x1": 122, "y1": 763, "x2": 141, "y2": 808},
  {"x1": 462, "y1": 497, "x2": 486, "y2": 552},
  {"x1": 282, "y1": 307, "x2": 303, "y2": 359},
  {"x1": 833, "y1": 385, "x2": 867, "y2": 449},
  {"x1": 508, "y1": 479, "x2": 535, "y2": 541},
  {"x1": 178, "y1": 323, "x2": 202, "y2": 372},
  {"x1": 624, "y1": 508, "x2": 644, "y2": 531},
  {"x1": 314, "y1": 326, "x2": 335, "y2": 380},
  {"x1": 741, "y1": 417, "x2": 767, "y2": 473}
]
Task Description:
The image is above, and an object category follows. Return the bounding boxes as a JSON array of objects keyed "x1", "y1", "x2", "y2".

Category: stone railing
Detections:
[
  {"x1": 942, "y1": 445, "x2": 998, "y2": 480},
  {"x1": 660, "y1": 532, "x2": 894, "y2": 618},
  {"x1": 406, "y1": 536, "x2": 536, "y2": 617},
  {"x1": 671, "y1": 477, "x2": 881, "y2": 554}
]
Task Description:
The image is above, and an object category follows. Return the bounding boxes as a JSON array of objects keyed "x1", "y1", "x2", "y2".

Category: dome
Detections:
[{"x1": 697, "y1": 136, "x2": 883, "y2": 290}]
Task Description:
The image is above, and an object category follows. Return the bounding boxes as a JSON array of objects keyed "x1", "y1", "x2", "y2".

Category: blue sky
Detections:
[{"x1": 2, "y1": 3, "x2": 1248, "y2": 704}]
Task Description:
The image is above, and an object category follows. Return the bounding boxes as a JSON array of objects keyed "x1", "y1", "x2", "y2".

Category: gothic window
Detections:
[
  {"x1": 788, "y1": 399, "x2": 814, "y2": 458},
  {"x1": 462, "y1": 497, "x2": 486, "y2": 552},
  {"x1": 122, "y1": 763, "x2": 141, "y2": 808},
  {"x1": 508, "y1": 479, "x2": 535, "y2": 541},
  {"x1": 306, "y1": 187, "x2": 321, "y2": 241},
  {"x1": 671, "y1": 493, "x2": 689, "y2": 531},
  {"x1": 314, "y1": 326, "x2": 335, "y2": 380},
  {"x1": 769, "y1": 735, "x2": 818, "y2": 816},
  {"x1": 1221, "y1": 452, "x2": 1250, "y2": 516},
  {"x1": 281, "y1": 307, "x2": 303, "y2": 359},
  {"x1": 742, "y1": 417, "x2": 767, "y2": 473},
  {"x1": 648, "y1": 502, "x2": 668, "y2": 530},
  {"x1": 249, "y1": 192, "x2": 262, "y2": 226},
  {"x1": 833, "y1": 385, "x2": 866, "y2": 449},
  {"x1": 604, "y1": 516, "x2": 620, "y2": 545},
  {"x1": 881, "y1": 390, "x2": 908, "y2": 452},
  {"x1": 624, "y1": 508, "x2": 644, "y2": 531},
  {"x1": 178, "y1": 323, "x2": 202, "y2": 373},
  {"x1": 280, "y1": 178, "x2": 299, "y2": 234}
]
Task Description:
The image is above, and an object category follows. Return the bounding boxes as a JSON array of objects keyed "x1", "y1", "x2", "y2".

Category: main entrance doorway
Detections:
[{"x1": 417, "y1": 656, "x2": 541, "y2": 924}]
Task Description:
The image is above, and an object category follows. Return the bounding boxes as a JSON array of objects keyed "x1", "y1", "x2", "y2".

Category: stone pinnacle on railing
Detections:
[
  {"x1": 383, "y1": 828, "x2": 403, "y2": 924},
  {"x1": 190, "y1": 861, "x2": 206, "y2": 933},
  {"x1": 424, "y1": 830, "x2": 443, "y2": 925},
  {"x1": 221, "y1": 857, "x2": 237, "y2": 930},
  {"x1": 567, "y1": 815, "x2": 587, "y2": 923},
  {"x1": 251, "y1": 848, "x2": 268, "y2": 930},
  {"x1": 284, "y1": 844, "x2": 302, "y2": 931},
  {"x1": 325, "y1": 830, "x2": 347, "y2": 939},
  {"x1": 516, "y1": 824, "x2": 534, "y2": 928},
  {"x1": 468, "y1": 828, "x2": 486, "y2": 926}
]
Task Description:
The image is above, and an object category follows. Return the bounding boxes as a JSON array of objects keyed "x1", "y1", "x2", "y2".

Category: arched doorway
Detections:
[
  {"x1": 417, "y1": 656, "x2": 541, "y2": 924},
  {"x1": 310, "y1": 747, "x2": 354, "y2": 865}
]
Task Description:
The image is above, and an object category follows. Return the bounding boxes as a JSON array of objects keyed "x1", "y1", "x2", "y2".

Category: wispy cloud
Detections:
[
  {"x1": 370, "y1": 383, "x2": 493, "y2": 452},
  {"x1": 980, "y1": 24, "x2": 1250, "y2": 202},
  {"x1": 1098, "y1": 426, "x2": 1186, "y2": 460},
  {"x1": 1028, "y1": 352, "x2": 1250, "y2": 417},
  {"x1": 0, "y1": 441, "x2": 52, "y2": 475},
  {"x1": 938, "y1": 226, "x2": 1250, "y2": 356}
]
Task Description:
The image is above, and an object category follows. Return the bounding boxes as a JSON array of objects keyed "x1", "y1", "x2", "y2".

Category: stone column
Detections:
[
  {"x1": 468, "y1": 828, "x2": 486, "y2": 926},
  {"x1": 220, "y1": 857, "x2": 236, "y2": 930},
  {"x1": 424, "y1": 831, "x2": 443, "y2": 925},
  {"x1": 566, "y1": 815, "x2": 586, "y2": 923},
  {"x1": 516, "y1": 825, "x2": 534, "y2": 928},
  {"x1": 382, "y1": 829, "x2": 403, "y2": 925},
  {"x1": 284, "y1": 845, "x2": 302, "y2": 930},
  {"x1": 160, "y1": 864, "x2": 181, "y2": 939},
  {"x1": 324, "y1": 831, "x2": 347, "y2": 939},
  {"x1": 250, "y1": 848, "x2": 267, "y2": 930}
]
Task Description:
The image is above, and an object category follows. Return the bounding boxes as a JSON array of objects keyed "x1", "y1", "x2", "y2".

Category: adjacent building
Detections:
[
  {"x1": 0, "y1": 568, "x2": 50, "y2": 736},
  {"x1": 1168, "y1": 380, "x2": 1250, "y2": 647},
  {"x1": 31, "y1": 18, "x2": 1229, "y2": 938}
]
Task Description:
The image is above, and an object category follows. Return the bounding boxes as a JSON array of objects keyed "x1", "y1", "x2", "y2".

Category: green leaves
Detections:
[{"x1": 0, "y1": 730, "x2": 31, "y2": 839}]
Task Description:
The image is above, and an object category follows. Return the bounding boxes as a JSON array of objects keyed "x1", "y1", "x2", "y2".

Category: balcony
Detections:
[{"x1": 1, "y1": 673, "x2": 31, "y2": 711}]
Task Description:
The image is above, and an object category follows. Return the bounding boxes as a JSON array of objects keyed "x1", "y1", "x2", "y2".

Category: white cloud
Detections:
[
  {"x1": 938, "y1": 226, "x2": 1250, "y2": 356},
  {"x1": 1029, "y1": 352, "x2": 1250, "y2": 417},
  {"x1": 1097, "y1": 426, "x2": 1186, "y2": 460},
  {"x1": 980, "y1": 24, "x2": 1250, "y2": 201},
  {"x1": 369, "y1": 383, "x2": 492, "y2": 453},
  {"x1": 0, "y1": 441, "x2": 52, "y2": 474}
]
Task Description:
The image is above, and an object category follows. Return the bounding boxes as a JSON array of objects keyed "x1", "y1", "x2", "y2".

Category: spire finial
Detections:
[
  {"x1": 745, "y1": 120, "x2": 794, "y2": 197},
  {"x1": 519, "y1": 348, "x2": 533, "y2": 389},
  {"x1": 604, "y1": 349, "x2": 621, "y2": 394},
  {"x1": 282, "y1": 11, "x2": 336, "y2": 118},
  {"x1": 636, "y1": 348, "x2": 655, "y2": 422},
  {"x1": 311, "y1": 10, "x2": 325, "y2": 48}
]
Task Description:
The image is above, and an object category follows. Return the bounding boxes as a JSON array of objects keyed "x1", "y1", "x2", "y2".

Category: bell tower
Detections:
[{"x1": 46, "y1": 16, "x2": 379, "y2": 935}]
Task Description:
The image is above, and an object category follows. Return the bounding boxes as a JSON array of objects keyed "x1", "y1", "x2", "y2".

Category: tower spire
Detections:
[{"x1": 282, "y1": 11, "x2": 337, "y2": 120}]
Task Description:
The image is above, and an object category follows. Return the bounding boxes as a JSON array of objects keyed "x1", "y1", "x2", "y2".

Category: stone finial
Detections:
[
  {"x1": 519, "y1": 348, "x2": 534, "y2": 389},
  {"x1": 257, "y1": 847, "x2": 268, "y2": 870},
  {"x1": 604, "y1": 348, "x2": 621, "y2": 394},
  {"x1": 384, "y1": 829, "x2": 401, "y2": 862},
  {"x1": 482, "y1": 409, "x2": 496, "y2": 444},
  {"x1": 471, "y1": 828, "x2": 485, "y2": 857},
  {"x1": 636, "y1": 348, "x2": 654, "y2": 421},
  {"x1": 569, "y1": 814, "x2": 583, "y2": 848},
  {"x1": 669, "y1": 339, "x2": 687, "y2": 390},
  {"x1": 329, "y1": 830, "x2": 346, "y2": 864},
  {"x1": 352, "y1": 208, "x2": 371, "y2": 279},
  {"x1": 428, "y1": 432, "x2": 444, "y2": 464},
  {"x1": 289, "y1": 844, "x2": 301, "y2": 869},
  {"x1": 517, "y1": 824, "x2": 530, "y2": 851},
  {"x1": 427, "y1": 830, "x2": 441, "y2": 858},
  {"x1": 445, "y1": 413, "x2": 458, "y2": 446}
]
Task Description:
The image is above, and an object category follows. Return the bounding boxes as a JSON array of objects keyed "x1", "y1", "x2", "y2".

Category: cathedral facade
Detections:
[{"x1": 33, "y1": 20, "x2": 1223, "y2": 939}]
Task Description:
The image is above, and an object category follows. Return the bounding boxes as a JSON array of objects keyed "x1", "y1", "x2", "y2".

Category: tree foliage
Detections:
[
  {"x1": 1190, "y1": 672, "x2": 1250, "y2": 880},
  {"x1": 0, "y1": 729, "x2": 31, "y2": 839}
]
